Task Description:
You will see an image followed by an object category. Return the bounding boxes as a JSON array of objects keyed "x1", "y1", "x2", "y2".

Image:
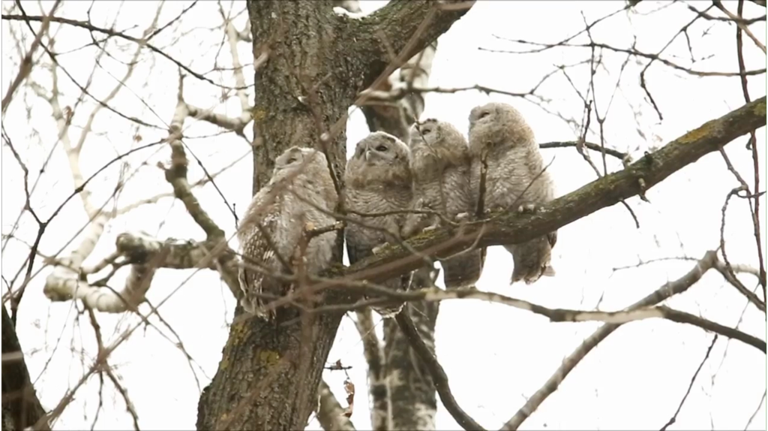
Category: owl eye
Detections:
[
  {"x1": 286, "y1": 157, "x2": 298, "y2": 164},
  {"x1": 375, "y1": 145, "x2": 388, "y2": 152},
  {"x1": 478, "y1": 112, "x2": 490, "y2": 120}
]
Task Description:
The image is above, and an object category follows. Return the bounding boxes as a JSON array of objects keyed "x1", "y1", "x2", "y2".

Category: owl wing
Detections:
[
  {"x1": 238, "y1": 207, "x2": 286, "y2": 319},
  {"x1": 346, "y1": 223, "x2": 373, "y2": 266},
  {"x1": 440, "y1": 164, "x2": 485, "y2": 289},
  {"x1": 401, "y1": 196, "x2": 436, "y2": 239},
  {"x1": 547, "y1": 230, "x2": 558, "y2": 249}
]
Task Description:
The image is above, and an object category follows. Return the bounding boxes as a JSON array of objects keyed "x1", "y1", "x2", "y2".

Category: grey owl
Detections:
[
  {"x1": 345, "y1": 131, "x2": 413, "y2": 317},
  {"x1": 401, "y1": 119, "x2": 485, "y2": 289},
  {"x1": 468, "y1": 102, "x2": 557, "y2": 284},
  {"x1": 238, "y1": 146, "x2": 339, "y2": 319}
]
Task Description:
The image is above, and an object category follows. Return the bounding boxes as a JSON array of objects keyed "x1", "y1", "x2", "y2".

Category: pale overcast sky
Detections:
[{"x1": 2, "y1": 1, "x2": 766, "y2": 430}]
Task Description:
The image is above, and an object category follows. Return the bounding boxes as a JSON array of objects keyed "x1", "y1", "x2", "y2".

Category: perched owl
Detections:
[
  {"x1": 468, "y1": 102, "x2": 557, "y2": 284},
  {"x1": 345, "y1": 132, "x2": 413, "y2": 317},
  {"x1": 401, "y1": 119, "x2": 485, "y2": 289},
  {"x1": 238, "y1": 146, "x2": 339, "y2": 319}
]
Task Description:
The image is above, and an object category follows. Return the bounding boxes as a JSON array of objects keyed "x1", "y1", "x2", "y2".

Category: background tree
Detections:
[{"x1": 1, "y1": 1, "x2": 765, "y2": 430}]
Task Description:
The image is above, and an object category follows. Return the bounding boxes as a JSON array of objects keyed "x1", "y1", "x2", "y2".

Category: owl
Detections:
[
  {"x1": 468, "y1": 102, "x2": 557, "y2": 285},
  {"x1": 401, "y1": 119, "x2": 485, "y2": 289},
  {"x1": 345, "y1": 131, "x2": 413, "y2": 317},
  {"x1": 238, "y1": 146, "x2": 339, "y2": 319}
]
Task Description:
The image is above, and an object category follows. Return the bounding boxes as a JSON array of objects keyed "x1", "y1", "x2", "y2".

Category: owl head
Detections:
[
  {"x1": 409, "y1": 118, "x2": 469, "y2": 171},
  {"x1": 468, "y1": 102, "x2": 535, "y2": 156},
  {"x1": 271, "y1": 146, "x2": 329, "y2": 183},
  {"x1": 345, "y1": 132, "x2": 412, "y2": 188}
]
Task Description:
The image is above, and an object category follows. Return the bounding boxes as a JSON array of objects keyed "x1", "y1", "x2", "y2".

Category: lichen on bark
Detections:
[{"x1": 195, "y1": 1, "x2": 473, "y2": 429}]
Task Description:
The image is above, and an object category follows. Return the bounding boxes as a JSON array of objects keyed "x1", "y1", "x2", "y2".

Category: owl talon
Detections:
[
  {"x1": 421, "y1": 224, "x2": 439, "y2": 233},
  {"x1": 517, "y1": 203, "x2": 537, "y2": 214},
  {"x1": 455, "y1": 212, "x2": 470, "y2": 222}
]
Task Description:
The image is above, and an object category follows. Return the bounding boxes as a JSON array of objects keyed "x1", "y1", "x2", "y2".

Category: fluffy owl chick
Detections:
[
  {"x1": 345, "y1": 131, "x2": 413, "y2": 317},
  {"x1": 238, "y1": 146, "x2": 339, "y2": 319},
  {"x1": 468, "y1": 102, "x2": 557, "y2": 285},
  {"x1": 401, "y1": 119, "x2": 485, "y2": 289}
]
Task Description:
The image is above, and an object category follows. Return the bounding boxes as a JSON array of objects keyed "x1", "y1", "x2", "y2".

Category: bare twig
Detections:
[
  {"x1": 500, "y1": 250, "x2": 721, "y2": 430},
  {"x1": 394, "y1": 311, "x2": 485, "y2": 431},
  {"x1": 713, "y1": 0, "x2": 766, "y2": 53},
  {"x1": 1, "y1": 0, "x2": 61, "y2": 114},
  {"x1": 660, "y1": 335, "x2": 719, "y2": 431},
  {"x1": 1, "y1": 13, "x2": 253, "y2": 90}
]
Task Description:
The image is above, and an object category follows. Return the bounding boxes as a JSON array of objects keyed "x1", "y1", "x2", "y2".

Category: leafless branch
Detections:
[
  {"x1": 500, "y1": 250, "x2": 722, "y2": 430},
  {"x1": 1, "y1": 13, "x2": 253, "y2": 90},
  {"x1": 0, "y1": 0, "x2": 61, "y2": 114},
  {"x1": 713, "y1": 0, "x2": 767, "y2": 53},
  {"x1": 485, "y1": 41, "x2": 766, "y2": 77},
  {"x1": 660, "y1": 335, "x2": 719, "y2": 431},
  {"x1": 394, "y1": 311, "x2": 485, "y2": 431}
]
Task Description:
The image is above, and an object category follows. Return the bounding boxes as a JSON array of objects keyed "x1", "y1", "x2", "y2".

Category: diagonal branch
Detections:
[
  {"x1": 499, "y1": 250, "x2": 720, "y2": 430},
  {"x1": 328, "y1": 97, "x2": 766, "y2": 286},
  {"x1": 347, "y1": 0, "x2": 474, "y2": 89},
  {"x1": 316, "y1": 379, "x2": 356, "y2": 431},
  {"x1": 1, "y1": 0, "x2": 61, "y2": 115},
  {"x1": 395, "y1": 311, "x2": 485, "y2": 431}
]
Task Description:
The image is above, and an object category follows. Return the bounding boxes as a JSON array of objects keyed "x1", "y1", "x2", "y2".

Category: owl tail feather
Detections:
[
  {"x1": 543, "y1": 265, "x2": 556, "y2": 277},
  {"x1": 510, "y1": 264, "x2": 556, "y2": 285},
  {"x1": 441, "y1": 249, "x2": 484, "y2": 290}
]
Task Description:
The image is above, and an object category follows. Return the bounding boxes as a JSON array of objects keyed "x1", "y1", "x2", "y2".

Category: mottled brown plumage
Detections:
[
  {"x1": 468, "y1": 102, "x2": 557, "y2": 284},
  {"x1": 401, "y1": 119, "x2": 485, "y2": 289},
  {"x1": 238, "y1": 146, "x2": 339, "y2": 319},
  {"x1": 345, "y1": 132, "x2": 413, "y2": 317}
]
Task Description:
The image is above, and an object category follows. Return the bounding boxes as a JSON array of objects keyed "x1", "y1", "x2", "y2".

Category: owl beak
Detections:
[{"x1": 364, "y1": 150, "x2": 372, "y2": 161}]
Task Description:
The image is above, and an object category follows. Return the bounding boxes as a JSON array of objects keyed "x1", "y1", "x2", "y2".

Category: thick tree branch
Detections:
[
  {"x1": 329, "y1": 97, "x2": 766, "y2": 286},
  {"x1": 544, "y1": 305, "x2": 764, "y2": 352},
  {"x1": 44, "y1": 232, "x2": 240, "y2": 312},
  {"x1": 348, "y1": 0, "x2": 474, "y2": 89},
  {"x1": 0, "y1": 0, "x2": 60, "y2": 115}
]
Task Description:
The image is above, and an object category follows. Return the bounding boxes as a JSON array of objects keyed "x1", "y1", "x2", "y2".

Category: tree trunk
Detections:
[
  {"x1": 332, "y1": 2, "x2": 441, "y2": 426},
  {"x1": 385, "y1": 281, "x2": 439, "y2": 430},
  {"x1": 2, "y1": 305, "x2": 49, "y2": 431},
  {"x1": 196, "y1": 2, "x2": 472, "y2": 429}
]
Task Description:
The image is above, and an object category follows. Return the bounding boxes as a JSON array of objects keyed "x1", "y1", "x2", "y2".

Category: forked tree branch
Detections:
[{"x1": 348, "y1": 0, "x2": 474, "y2": 88}]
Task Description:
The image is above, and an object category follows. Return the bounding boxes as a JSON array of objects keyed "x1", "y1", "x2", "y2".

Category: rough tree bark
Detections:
[
  {"x1": 2, "y1": 305, "x2": 48, "y2": 431},
  {"x1": 334, "y1": 2, "x2": 441, "y2": 427},
  {"x1": 195, "y1": 2, "x2": 472, "y2": 430}
]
